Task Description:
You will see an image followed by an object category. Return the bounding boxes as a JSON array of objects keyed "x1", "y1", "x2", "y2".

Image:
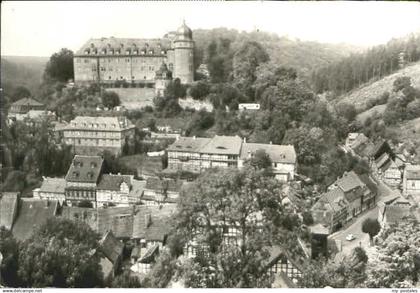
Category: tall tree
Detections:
[
  {"x1": 0, "y1": 227, "x2": 19, "y2": 287},
  {"x1": 175, "y1": 168, "x2": 292, "y2": 287},
  {"x1": 361, "y1": 218, "x2": 381, "y2": 246},
  {"x1": 44, "y1": 48, "x2": 74, "y2": 82},
  {"x1": 17, "y1": 218, "x2": 103, "y2": 288}
]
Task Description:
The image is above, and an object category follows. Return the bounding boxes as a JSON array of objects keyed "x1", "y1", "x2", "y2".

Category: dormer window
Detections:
[
  {"x1": 161, "y1": 50, "x2": 165, "y2": 54},
  {"x1": 134, "y1": 50, "x2": 138, "y2": 55},
  {"x1": 149, "y1": 50, "x2": 153, "y2": 55},
  {"x1": 126, "y1": 50, "x2": 130, "y2": 55},
  {"x1": 84, "y1": 50, "x2": 90, "y2": 54},
  {"x1": 87, "y1": 171, "x2": 94, "y2": 179},
  {"x1": 141, "y1": 51, "x2": 145, "y2": 55},
  {"x1": 102, "y1": 50, "x2": 106, "y2": 54},
  {"x1": 73, "y1": 171, "x2": 79, "y2": 177},
  {"x1": 91, "y1": 162, "x2": 97, "y2": 168}
]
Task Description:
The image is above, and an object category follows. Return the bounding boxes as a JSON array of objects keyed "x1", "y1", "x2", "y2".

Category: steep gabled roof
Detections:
[
  {"x1": 65, "y1": 155, "x2": 104, "y2": 183},
  {"x1": 99, "y1": 230, "x2": 124, "y2": 264},
  {"x1": 335, "y1": 171, "x2": 365, "y2": 193},
  {"x1": 12, "y1": 199, "x2": 58, "y2": 241}
]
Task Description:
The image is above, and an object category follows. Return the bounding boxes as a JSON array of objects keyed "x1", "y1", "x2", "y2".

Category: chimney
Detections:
[
  {"x1": 247, "y1": 150, "x2": 252, "y2": 159},
  {"x1": 193, "y1": 136, "x2": 196, "y2": 140},
  {"x1": 270, "y1": 141, "x2": 272, "y2": 145},
  {"x1": 243, "y1": 137, "x2": 247, "y2": 144}
]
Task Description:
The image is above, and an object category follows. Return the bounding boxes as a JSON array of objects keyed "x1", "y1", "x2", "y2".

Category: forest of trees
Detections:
[{"x1": 311, "y1": 33, "x2": 420, "y2": 95}]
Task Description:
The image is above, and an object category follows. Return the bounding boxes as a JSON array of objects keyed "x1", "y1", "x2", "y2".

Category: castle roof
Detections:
[
  {"x1": 176, "y1": 20, "x2": 193, "y2": 41},
  {"x1": 75, "y1": 37, "x2": 173, "y2": 56}
]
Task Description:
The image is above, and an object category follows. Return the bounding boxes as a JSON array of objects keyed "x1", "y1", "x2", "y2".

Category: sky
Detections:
[{"x1": 2, "y1": 1, "x2": 420, "y2": 57}]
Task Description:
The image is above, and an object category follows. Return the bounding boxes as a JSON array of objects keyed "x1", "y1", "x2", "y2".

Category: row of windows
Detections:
[
  {"x1": 83, "y1": 49, "x2": 167, "y2": 56},
  {"x1": 98, "y1": 65, "x2": 156, "y2": 72},
  {"x1": 66, "y1": 190, "x2": 95, "y2": 199},
  {"x1": 65, "y1": 131, "x2": 121, "y2": 138}
]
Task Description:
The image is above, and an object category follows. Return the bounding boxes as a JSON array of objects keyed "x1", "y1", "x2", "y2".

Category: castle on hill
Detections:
[{"x1": 73, "y1": 21, "x2": 194, "y2": 93}]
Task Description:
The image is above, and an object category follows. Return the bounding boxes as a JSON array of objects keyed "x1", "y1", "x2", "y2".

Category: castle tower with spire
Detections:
[{"x1": 173, "y1": 20, "x2": 194, "y2": 84}]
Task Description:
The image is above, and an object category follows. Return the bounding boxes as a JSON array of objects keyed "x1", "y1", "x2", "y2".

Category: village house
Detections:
[
  {"x1": 166, "y1": 135, "x2": 297, "y2": 181},
  {"x1": 0, "y1": 192, "x2": 19, "y2": 230},
  {"x1": 7, "y1": 98, "x2": 45, "y2": 123},
  {"x1": 403, "y1": 164, "x2": 420, "y2": 201},
  {"x1": 130, "y1": 205, "x2": 176, "y2": 274},
  {"x1": 59, "y1": 116, "x2": 135, "y2": 156},
  {"x1": 238, "y1": 141, "x2": 297, "y2": 181},
  {"x1": 64, "y1": 155, "x2": 104, "y2": 208},
  {"x1": 377, "y1": 194, "x2": 414, "y2": 228},
  {"x1": 345, "y1": 133, "x2": 367, "y2": 148},
  {"x1": 97, "y1": 230, "x2": 124, "y2": 279},
  {"x1": 266, "y1": 246, "x2": 304, "y2": 287},
  {"x1": 311, "y1": 188, "x2": 349, "y2": 232},
  {"x1": 312, "y1": 171, "x2": 378, "y2": 232},
  {"x1": 128, "y1": 179, "x2": 147, "y2": 205},
  {"x1": 97, "y1": 206, "x2": 134, "y2": 240},
  {"x1": 372, "y1": 153, "x2": 402, "y2": 188},
  {"x1": 142, "y1": 177, "x2": 183, "y2": 205},
  {"x1": 96, "y1": 174, "x2": 133, "y2": 207},
  {"x1": 33, "y1": 177, "x2": 66, "y2": 204}
]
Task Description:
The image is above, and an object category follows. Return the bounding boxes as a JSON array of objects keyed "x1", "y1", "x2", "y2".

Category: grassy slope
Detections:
[
  {"x1": 333, "y1": 61, "x2": 420, "y2": 110},
  {"x1": 388, "y1": 118, "x2": 420, "y2": 163}
]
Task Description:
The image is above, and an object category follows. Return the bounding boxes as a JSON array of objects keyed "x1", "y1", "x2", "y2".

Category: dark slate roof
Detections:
[
  {"x1": 97, "y1": 174, "x2": 132, "y2": 191},
  {"x1": 65, "y1": 155, "x2": 103, "y2": 183},
  {"x1": 11, "y1": 98, "x2": 44, "y2": 107},
  {"x1": 97, "y1": 207, "x2": 134, "y2": 239},
  {"x1": 240, "y1": 143, "x2": 296, "y2": 164},
  {"x1": 12, "y1": 199, "x2": 58, "y2": 241},
  {"x1": 0, "y1": 192, "x2": 19, "y2": 230},
  {"x1": 99, "y1": 230, "x2": 124, "y2": 264},
  {"x1": 145, "y1": 177, "x2": 183, "y2": 193},
  {"x1": 375, "y1": 153, "x2": 390, "y2": 169},
  {"x1": 132, "y1": 205, "x2": 176, "y2": 241},
  {"x1": 75, "y1": 37, "x2": 173, "y2": 56},
  {"x1": 335, "y1": 171, "x2": 365, "y2": 193},
  {"x1": 39, "y1": 177, "x2": 66, "y2": 194}
]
